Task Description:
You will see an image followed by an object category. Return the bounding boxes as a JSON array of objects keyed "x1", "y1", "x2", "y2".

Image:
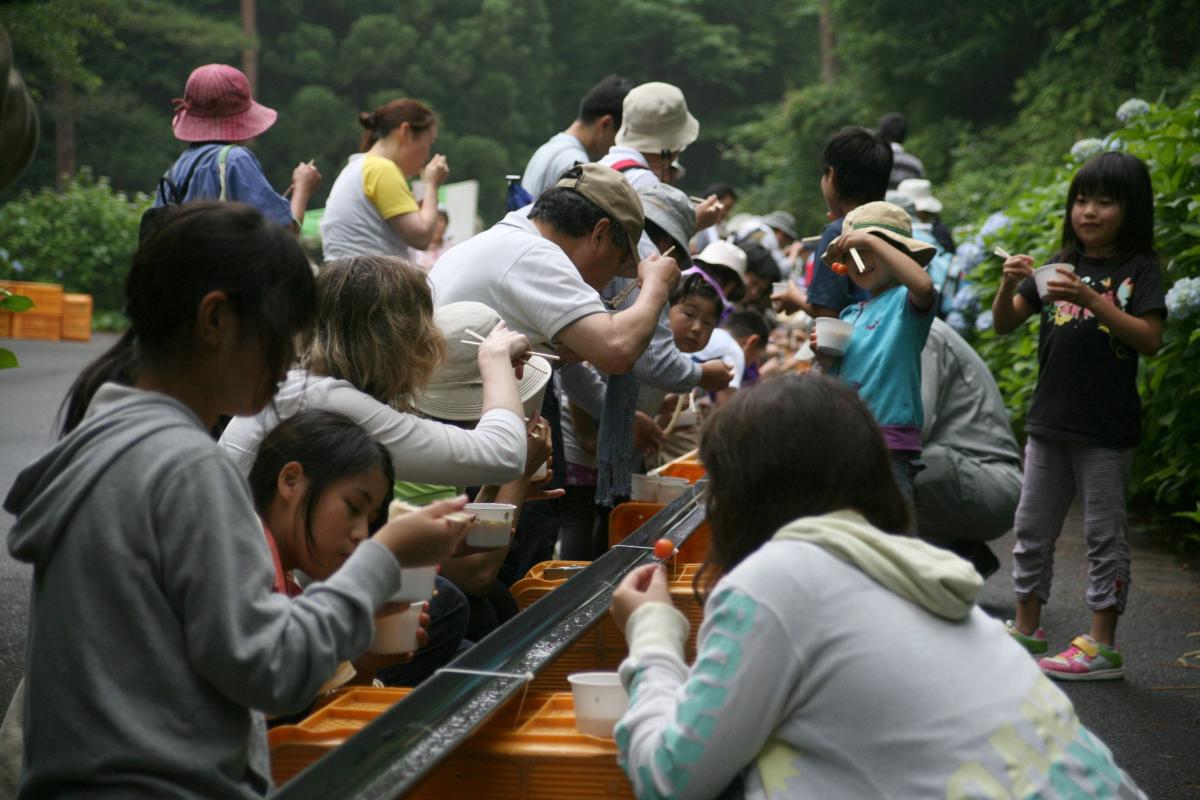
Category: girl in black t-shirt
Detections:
[{"x1": 990, "y1": 152, "x2": 1166, "y2": 682}]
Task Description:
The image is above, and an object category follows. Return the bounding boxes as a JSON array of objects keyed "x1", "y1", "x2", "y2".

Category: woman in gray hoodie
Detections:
[{"x1": 4, "y1": 202, "x2": 472, "y2": 798}]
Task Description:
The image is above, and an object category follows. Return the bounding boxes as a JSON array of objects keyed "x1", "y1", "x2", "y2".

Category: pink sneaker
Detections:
[{"x1": 1039, "y1": 635, "x2": 1124, "y2": 681}]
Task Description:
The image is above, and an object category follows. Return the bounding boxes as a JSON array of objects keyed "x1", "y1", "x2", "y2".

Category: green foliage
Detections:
[
  {"x1": 0, "y1": 169, "x2": 149, "y2": 312},
  {"x1": 969, "y1": 92, "x2": 1200, "y2": 512},
  {"x1": 0, "y1": 287, "x2": 34, "y2": 369}
]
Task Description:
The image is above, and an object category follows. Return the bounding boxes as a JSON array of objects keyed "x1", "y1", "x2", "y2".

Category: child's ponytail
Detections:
[{"x1": 59, "y1": 202, "x2": 316, "y2": 437}]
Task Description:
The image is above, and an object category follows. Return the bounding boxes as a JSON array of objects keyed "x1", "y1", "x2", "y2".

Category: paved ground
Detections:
[{"x1": 1, "y1": 335, "x2": 1198, "y2": 796}]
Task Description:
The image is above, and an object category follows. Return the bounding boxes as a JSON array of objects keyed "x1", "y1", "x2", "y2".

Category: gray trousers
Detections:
[{"x1": 1012, "y1": 434, "x2": 1133, "y2": 613}]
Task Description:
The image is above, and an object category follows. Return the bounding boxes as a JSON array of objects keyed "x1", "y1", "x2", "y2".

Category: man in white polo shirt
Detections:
[
  {"x1": 431, "y1": 163, "x2": 678, "y2": 373},
  {"x1": 431, "y1": 163, "x2": 680, "y2": 581}
]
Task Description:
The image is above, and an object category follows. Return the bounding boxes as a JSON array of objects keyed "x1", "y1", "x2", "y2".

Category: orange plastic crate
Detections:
[
  {"x1": 9, "y1": 312, "x2": 61, "y2": 341},
  {"x1": 524, "y1": 568, "x2": 708, "y2": 695},
  {"x1": 269, "y1": 686, "x2": 552, "y2": 786},
  {"x1": 60, "y1": 293, "x2": 93, "y2": 341},
  {"x1": 408, "y1": 694, "x2": 634, "y2": 800},
  {"x1": 608, "y1": 501, "x2": 710, "y2": 564},
  {"x1": 659, "y1": 461, "x2": 706, "y2": 483},
  {"x1": 0, "y1": 281, "x2": 63, "y2": 316}
]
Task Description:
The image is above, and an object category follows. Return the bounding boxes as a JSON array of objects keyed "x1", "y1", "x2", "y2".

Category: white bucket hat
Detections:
[
  {"x1": 415, "y1": 302, "x2": 551, "y2": 422},
  {"x1": 896, "y1": 178, "x2": 943, "y2": 215},
  {"x1": 615, "y1": 82, "x2": 699, "y2": 154}
]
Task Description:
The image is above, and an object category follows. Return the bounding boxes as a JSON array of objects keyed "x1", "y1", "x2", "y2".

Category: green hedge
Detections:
[
  {"x1": 0, "y1": 169, "x2": 149, "y2": 313},
  {"x1": 967, "y1": 94, "x2": 1200, "y2": 520}
]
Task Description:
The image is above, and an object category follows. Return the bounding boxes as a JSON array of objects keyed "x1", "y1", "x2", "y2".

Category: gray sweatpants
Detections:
[{"x1": 1012, "y1": 434, "x2": 1133, "y2": 613}]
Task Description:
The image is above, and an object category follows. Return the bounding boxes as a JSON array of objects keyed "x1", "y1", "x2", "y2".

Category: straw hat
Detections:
[
  {"x1": 556, "y1": 163, "x2": 643, "y2": 277},
  {"x1": 822, "y1": 201, "x2": 937, "y2": 267},
  {"x1": 615, "y1": 82, "x2": 699, "y2": 154},
  {"x1": 896, "y1": 178, "x2": 943, "y2": 215},
  {"x1": 638, "y1": 183, "x2": 695, "y2": 265},
  {"x1": 415, "y1": 302, "x2": 551, "y2": 422},
  {"x1": 171, "y1": 64, "x2": 277, "y2": 143}
]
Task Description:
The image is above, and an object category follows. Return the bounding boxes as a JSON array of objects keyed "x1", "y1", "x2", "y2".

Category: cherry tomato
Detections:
[
  {"x1": 653, "y1": 538, "x2": 675, "y2": 560},
  {"x1": 831, "y1": 261, "x2": 849, "y2": 275}
]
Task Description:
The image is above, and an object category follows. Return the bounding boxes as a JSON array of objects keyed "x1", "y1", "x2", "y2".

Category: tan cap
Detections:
[
  {"x1": 615, "y1": 82, "x2": 699, "y2": 154},
  {"x1": 555, "y1": 163, "x2": 644, "y2": 277}
]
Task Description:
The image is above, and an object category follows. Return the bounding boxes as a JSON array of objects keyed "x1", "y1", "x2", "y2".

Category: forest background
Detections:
[{"x1": 2, "y1": 0, "x2": 1199, "y2": 532}]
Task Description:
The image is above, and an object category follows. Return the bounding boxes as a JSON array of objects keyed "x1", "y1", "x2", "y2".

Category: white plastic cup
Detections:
[
  {"x1": 369, "y1": 603, "x2": 423, "y2": 654},
  {"x1": 392, "y1": 565, "x2": 437, "y2": 603},
  {"x1": 568, "y1": 672, "x2": 629, "y2": 738},
  {"x1": 532, "y1": 460, "x2": 549, "y2": 481},
  {"x1": 630, "y1": 473, "x2": 658, "y2": 503},
  {"x1": 656, "y1": 476, "x2": 691, "y2": 503},
  {"x1": 464, "y1": 502, "x2": 516, "y2": 547},
  {"x1": 772, "y1": 280, "x2": 790, "y2": 297},
  {"x1": 1034, "y1": 262, "x2": 1075, "y2": 299},
  {"x1": 813, "y1": 317, "x2": 854, "y2": 356}
]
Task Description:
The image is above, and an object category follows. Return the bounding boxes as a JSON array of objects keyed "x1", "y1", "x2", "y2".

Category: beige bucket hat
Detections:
[
  {"x1": 615, "y1": 82, "x2": 699, "y2": 155},
  {"x1": 415, "y1": 302, "x2": 551, "y2": 422},
  {"x1": 821, "y1": 201, "x2": 937, "y2": 268}
]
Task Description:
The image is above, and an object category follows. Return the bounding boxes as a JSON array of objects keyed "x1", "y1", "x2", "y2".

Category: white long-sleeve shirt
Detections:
[
  {"x1": 616, "y1": 512, "x2": 1145, "y2": 799},
  {"x1": 220, "y1": 369, "x2": 526, "y2": 487}
]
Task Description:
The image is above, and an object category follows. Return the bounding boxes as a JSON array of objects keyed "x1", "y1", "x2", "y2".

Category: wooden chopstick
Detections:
[
  {"x1": 607, "y1": 246, "x2": 677, "y2": 309},
  {"x1": 648, "y1": 447, "x2": 699, "y2": 476},
  {"x1": 849, "y1": 247, "x2": 867, "y2": 274},
  {"x1": 461, "y1": 329, "x2": 560, "y2": 362}
]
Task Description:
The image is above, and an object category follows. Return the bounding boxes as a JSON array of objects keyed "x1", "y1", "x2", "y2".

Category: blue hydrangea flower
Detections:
[
  {"x1": 975, "y1": 310, "x2": 994, "y2": 331},
  {"x1": 1070, "y1": 138, "x2": 1106, "y2": 161},
  {"x1": 1116, "y1": 98, "x2": 1151, "y2": 123},
  {"x1": 1165, "y1": 277, "x2": 1200, "y2": 320}
]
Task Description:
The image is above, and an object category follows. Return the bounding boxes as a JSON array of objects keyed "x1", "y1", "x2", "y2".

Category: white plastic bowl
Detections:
[
  {"x1": 1034, "y1": 262, "x2": 1075, "y2": 299},
  {"x1": 368, "y1": 603, "x2": 423, "y2": 654},
  {"x1": 813, "y1": 317, "x2": 854, "y2": 356},
  {"x1": 464, "y1": 502, "x2": 516, "y2": 547},
  {"x1": 532, "y1": 460, "x2": 549, "y2": 481},
  {"x1": 568, "y1": 672, "x2": 629, "y2": 738},
  {"x1": 772, "y1": 280, "x2": 791, "y2": 297},
  {"x1": 656, "y1": 476, "x2": 691, "y2": 504},
  {"x1": 630, "y1": 473, "x2": 658, "y2": 503},
  {"x1": 392, "y1": 565, "x2": 437, "y2": 603}
]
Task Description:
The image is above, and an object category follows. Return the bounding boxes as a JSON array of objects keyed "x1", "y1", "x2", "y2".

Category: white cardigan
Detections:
[{"x1": 220, "y1": 369, "x2": 526, "y2": 487}]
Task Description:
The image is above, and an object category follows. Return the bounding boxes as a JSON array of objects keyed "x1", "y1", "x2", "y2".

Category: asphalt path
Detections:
[{"x1": 1, "y1": 335, "x2": 1197, "y2": 796}]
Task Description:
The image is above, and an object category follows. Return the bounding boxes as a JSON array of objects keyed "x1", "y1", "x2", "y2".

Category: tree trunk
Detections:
[
  {"x1": 54, "y1": 77, "x2": 75, "y2": 188},
  {"x1": 819, "y1": 0, "x2": 837, "y2": 84},
  {"x1": 241, "y1": 0, "x2": 258, "y2": 94}
]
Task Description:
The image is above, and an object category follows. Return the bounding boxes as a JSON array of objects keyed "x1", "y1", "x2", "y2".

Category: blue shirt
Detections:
[
  {"x1": 154, "y1": 144, "x2": 294, "y2": 228},
  {"x1": 806, "y1": 217, "x2": 869, "y2": 312},
  {"x1": 836, "y1": 284, "x2": 934, "y2": 451}
]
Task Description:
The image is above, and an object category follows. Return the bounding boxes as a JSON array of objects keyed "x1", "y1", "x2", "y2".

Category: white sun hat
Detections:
[{"x1": 896, "y1": 178, "x2": 943, "y2": 215}]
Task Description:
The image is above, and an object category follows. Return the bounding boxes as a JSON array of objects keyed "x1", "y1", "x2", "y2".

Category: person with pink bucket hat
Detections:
[{"x1": 149, "y1": 63, "x2": 320, "y2": 236}]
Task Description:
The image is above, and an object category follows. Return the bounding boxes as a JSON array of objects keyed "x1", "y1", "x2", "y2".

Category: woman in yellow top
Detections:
[{"x1": 321, "y1": 98, "x2": 450, "y2": 261}]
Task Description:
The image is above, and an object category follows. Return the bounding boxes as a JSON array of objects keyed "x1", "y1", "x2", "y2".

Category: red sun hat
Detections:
[{"x1": 171, "y1": 64, "x2": 277, "y2": 143}]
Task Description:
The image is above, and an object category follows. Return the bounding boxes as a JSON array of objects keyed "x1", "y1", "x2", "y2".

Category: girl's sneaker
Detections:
[
  {"x1": 1005, "y1": 620, "x2": 1048, "y2": 656},
  {"x1": 1039, "y1": 635, "x2": 1124, "y2": 681}
]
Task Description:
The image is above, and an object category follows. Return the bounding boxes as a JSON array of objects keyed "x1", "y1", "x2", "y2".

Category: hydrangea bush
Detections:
[{"x1": 965, "y1": 93, "x2": 1200, "y2": 519}]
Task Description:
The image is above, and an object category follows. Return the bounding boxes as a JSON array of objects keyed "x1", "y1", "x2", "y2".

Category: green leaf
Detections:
[
  {"x1": 0, "y1": 348, "x2": 18, "y2": 369},
  {"x1": 0, "y1": 295, "x2": 35, "y2": 312}
]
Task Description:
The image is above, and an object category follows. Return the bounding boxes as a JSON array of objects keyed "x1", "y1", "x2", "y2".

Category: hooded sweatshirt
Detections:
[
  {"x1": 4, "y1": 384, "x2": 401, "y2": 798},
  {"x1": 615, "y1": 510, "x2": 1144, "y2": 800}
]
